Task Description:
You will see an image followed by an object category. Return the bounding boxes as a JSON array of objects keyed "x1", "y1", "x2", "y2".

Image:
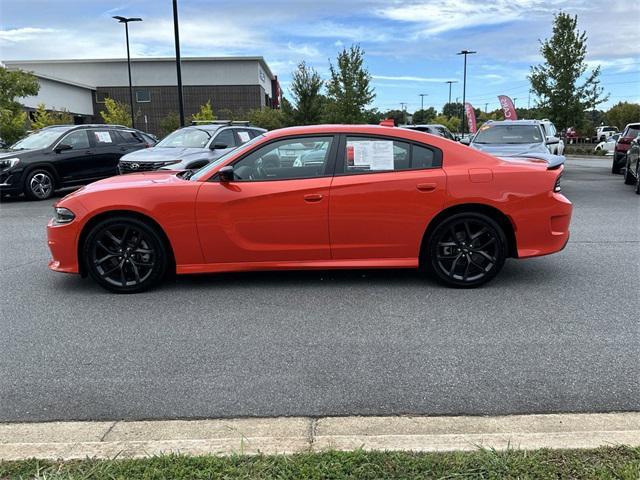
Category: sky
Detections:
[{"x1": 1, "y1": 0, "x2": 639, "y2": 114}]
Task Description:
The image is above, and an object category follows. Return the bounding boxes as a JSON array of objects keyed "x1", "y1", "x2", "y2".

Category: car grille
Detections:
[{"x1": 118, "y1": 161, "x2": 178, "y2": 174}]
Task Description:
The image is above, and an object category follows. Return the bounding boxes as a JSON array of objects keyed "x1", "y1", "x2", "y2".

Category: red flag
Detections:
[
  {"x1": 498, "y1": 95, "x2": 518, "y2": 120},
  {"x1": 464, "y1": 102, "x2": 477, "y2": 134}
]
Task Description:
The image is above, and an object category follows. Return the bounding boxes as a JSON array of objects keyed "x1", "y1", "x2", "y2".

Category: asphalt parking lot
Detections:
[{"x1": 0, "y1": 156, "x2": 638, "y2": 423}]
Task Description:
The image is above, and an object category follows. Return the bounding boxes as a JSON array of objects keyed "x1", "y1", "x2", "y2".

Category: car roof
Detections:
[{"x1": 482, "y1": 120, "x2": 544, "y2": 127}]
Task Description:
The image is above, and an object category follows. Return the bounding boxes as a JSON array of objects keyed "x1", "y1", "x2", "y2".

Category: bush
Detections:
[
  {"x1": 247, "y1": 108, "x2": 286, "y2": 131},
  {"x1": 159, "y1": 112, "x2": 180, "y2": 138}
]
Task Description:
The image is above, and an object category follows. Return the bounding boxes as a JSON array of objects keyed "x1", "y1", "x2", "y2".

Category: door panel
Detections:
[
  {"x1": 87, "y1": 130, "x2": 124, "y2": 179},
  {"x1": 196, "y1": 178, "x2": 332, "y2": 264},
  {"x1": 53, "y1": 130, "x2": 94, "y2": 183}
]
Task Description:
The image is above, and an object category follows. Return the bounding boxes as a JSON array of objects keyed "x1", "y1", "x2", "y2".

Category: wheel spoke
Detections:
[
  {"x1": 462, "y1": 256, "x2": 471, "y2": 280},
  {"x1": 96, "y1": 240, "x2": 119, "y2": 255},
  {"x1": 130, "y1": 259, "x2": 153, "y2": 267},
  {"x1": 94, "y1": 253, "x2": 117, "y2": 265},
  {"x1": 464, "y1": 221, "x2": 473, "y2": 240},
  {"x1": 476, "y1": 237, "x2": 496, "y2": 250},
  {"x1": 120, "y1": 264, "x2": 127, "y2": 287},
  {"x1": 129, "y1": 260, "x2": 141, "y2": 283},
  {"x1": 449, "y1": 226, "x2": 460, "y2": 245},
  {"x1": 471, "y1": 227, "x2": 488, "y2": 240},
  {"x1": 448, "y1": 253, "x2": 463, "y2": 277},
  {"x1": 477, "y1": 250, "x2": 496, "y2": 264},
  {"x1": 105, "y1": 230, "x2": 122, "y2": 245},
  {"x1": 102, "y1": 261, "x2": 122, "y2": 276}
]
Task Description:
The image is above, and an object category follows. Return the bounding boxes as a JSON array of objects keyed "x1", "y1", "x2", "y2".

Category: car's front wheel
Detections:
[
  {"x1": 83, "y1": 216, "x2": 168, "y2": 293},
  {"x1": 24, "y1": 169, "x2": 55, "y2": 200},
  {"x1": 427, "y1": 213, "x2": 507, "y2": 288}
]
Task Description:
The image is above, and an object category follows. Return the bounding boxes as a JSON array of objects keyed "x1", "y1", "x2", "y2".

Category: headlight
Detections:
[
  {"x1": 53, "y1": 207, "x2": 75, "y2": 224},
  {"x1": 554, "y1": 173, "x2": 562, "y2": 192},
  {"x1": 0, "y1": 158, "x2": 19, "y2": 170}
]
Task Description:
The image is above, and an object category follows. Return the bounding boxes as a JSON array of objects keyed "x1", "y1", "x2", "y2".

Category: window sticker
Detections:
[
  {"x1": 94, "y1": 131, "x2": 113, "y2": 143},
  {"x1": 237, "y1": 131, "x2": 251, "y2": 143},
  {"x1": 348, "y1": 140, "x2": 394, "y2": 170}
]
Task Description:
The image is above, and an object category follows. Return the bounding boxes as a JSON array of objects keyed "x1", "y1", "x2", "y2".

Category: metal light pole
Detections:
[
  {"x1": 445, "y1": 80, "x2": 457, "y2": 106},
  {"x1": 419, "y1": 93, "x2": 428, "y2": 112},
  {"x1": 173, "y1": 0, "x2": 185, "y2": 127},
  {"x1": 456, "y1": 50, "x2": 476, "y2": 136},
  {"x1": 400, "y1": 102, "x2": 407, "y2": 125},
  {"x1": 113, "y1": 16, "x2": 142, "y2": 128}
]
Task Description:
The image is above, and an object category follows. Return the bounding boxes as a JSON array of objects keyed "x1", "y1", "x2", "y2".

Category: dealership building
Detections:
[{"x1": 3, "y1": 57, "x2": 280, "y2": 135}]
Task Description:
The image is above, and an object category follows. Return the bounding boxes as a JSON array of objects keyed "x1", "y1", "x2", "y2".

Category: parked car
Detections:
[
  {"x1": 595, "y1": 133, "x2": 620, "y2": 155},
  {"x1": 564, "y1": 127, "x2": 578, "y2": 144},
  {"x1": 539, "y1": 119, "x2": 564, "y2": 155},
  {"x1": 47, "y1": 124, "x2": 572, "y2": 293},
  {"x1": 623, "y1": 135, "x2": 640, "y2": 194},
  {"x1": 402, "y1": 124, "x2": 457, "y2": 141},
  {"x1": 118, "y1": 121, "x2": 266, "y2": 174},
  {"x1": 465, "y1": 120, "x2": 563, "y2": 163},
  {"x1": 596, "y1": 125, "x2": 619, "y2": 142},
  {"x1": 0, "y1": 124, "x2": 156, "y2": 200},
  {"x1": 612, "y1": 123, "x2": 640, "y2": 174}
]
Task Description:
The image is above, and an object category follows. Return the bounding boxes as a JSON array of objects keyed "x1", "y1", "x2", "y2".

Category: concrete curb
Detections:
[{"x1": 2, "y1": 412, "x2": 640, "y2": 460}]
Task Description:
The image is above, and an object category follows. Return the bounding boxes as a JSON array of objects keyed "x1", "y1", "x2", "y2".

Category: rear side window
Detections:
[
  {"x1": 344, "y1": 137, "x2": 441, "y2": 174},
  {"x1": 117, "y1": 130, "x2": 144, "y2": 145},
  {"x1": 214, "y1": 129, "x2": 237, "y2": 148},
  {"x1": 91, "y1": 130, "x2": 115, "y2": 146},
  {"x1": 235, "y1": 129, "x2": 253, "y2": 144}
]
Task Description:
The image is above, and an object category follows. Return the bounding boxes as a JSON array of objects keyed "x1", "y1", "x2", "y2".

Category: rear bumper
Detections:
[
  {"x1": 47, "y1": 219, "x2": 80, "y2": 274},
  {"x1": 513, "y1": 192, "x2": 573, "y2": 258}
]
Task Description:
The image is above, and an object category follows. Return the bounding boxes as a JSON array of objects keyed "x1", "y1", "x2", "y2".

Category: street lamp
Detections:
[
  {"x1": 445, "y1": 80, "x2": 457, "y2": 105},
  {"x1": 419, "y1": 93, "x2": 428, "y2": 112},
  {"x1": 172, "y1": 0, "x2": 185, "y2": 127},
  {"x1": 456, "y1": 50, "x2": 476, "y2": 136},
  {"x1": 113, "y1": 16, "x2": 142, "y2": 129}
]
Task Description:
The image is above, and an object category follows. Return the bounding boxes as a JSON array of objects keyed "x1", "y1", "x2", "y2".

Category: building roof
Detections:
[{"x1": 4, "y1": 56, "x2": 275, "y2": 81}]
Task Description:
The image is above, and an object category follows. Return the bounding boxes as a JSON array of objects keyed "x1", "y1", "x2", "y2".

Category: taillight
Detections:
[{"x1": 554, "y1": 172, "x2": 562, "y2": 192}]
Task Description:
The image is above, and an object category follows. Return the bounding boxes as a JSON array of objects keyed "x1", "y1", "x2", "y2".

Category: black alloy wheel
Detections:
[
  {"x1": 84, "y1": 217, "x2": 167, "y2": 293},
  {"x1": 25, "y1": 169, "x2": 54, "y2": 200},
  {"x1": 427, "y1": 213, "x2": 507, "y2": 288}
]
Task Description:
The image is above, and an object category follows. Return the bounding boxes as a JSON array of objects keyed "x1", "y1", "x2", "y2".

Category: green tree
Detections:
[
  {"x1": 432, "y1": 115, "x2": 461, "y2": 133},
  {"x1": 99, "y1": 98, "x2": 132, "y2": 126},
  {"x1": 325, "y1": 45, "x2": 375, "y2": 123},
  {"x1": 290, "y1": 61, "x2": 325, "y2": 125},
  {"x1": 0, "y1": 67, "x2": 39, "y2": 144},
  {"x1": 192, "y1": 100, "x2": 216, "y2": 122},
  {"x1": 442, "y1": 102, "x2": 463, "y2": 118},
  {"x1": 247, "y1": 108, "x2": 286, "y2": 131},
  {"x1": 383, "y1": 109, "x2": 407, "y2": 125},
  {"x1": 529, "y1": 13, "x2": 608, "y2": 130},
  {"x1": 31, "y1": 103, "x2": 72, "y2": 130},
  {"x1": 362, "y1": 108, "x2": 384, "y2": 124},
  {"x1": 159, "y1": 111, "x2": 180, "y2": 137},
  {"x1": 280, "y1": 96, "x2": 296, "y2": 126},
  {"x1": 413, "y1": 107, "x2": 437, "y2": 124},
  {"x1": 605, "y1": 102, "x2": 640, "y2": 130}
]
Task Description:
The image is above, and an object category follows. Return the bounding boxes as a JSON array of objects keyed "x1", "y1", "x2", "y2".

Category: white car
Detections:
[
  {"x1": 595, "y1": 133, "x2": 620, "y2": 155},
  {"x1": 596, "y1": 125, "x2": 619, "y2": 142},
  {"x1": 539, "y1": 119, "x2": 564, "y2": 155}
]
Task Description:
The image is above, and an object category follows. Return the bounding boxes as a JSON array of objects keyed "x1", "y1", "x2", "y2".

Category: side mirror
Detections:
[
  {"x1": 211, "y1": 142, "x2": 228, "y2": 150},
  {"x1": 460, "y1": 138, "x2": 470, "y2": 145},
  {"x1": 55, "y1": 144, "x2": 73, "y2": 153},
  {"x1": 218, "y1": 165, "x2": 234, "y2": 182},
  {"x1": 546, "y1": 136, "x2": 559, "y2": 145}
]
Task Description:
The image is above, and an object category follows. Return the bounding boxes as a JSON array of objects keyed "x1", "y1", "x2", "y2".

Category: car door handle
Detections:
[
  {"x1": 304, "y1": 193, "x2": 324, "y2": 202},
  {"x1": 417, "y1": 183, "x2": 437, "y2": 192}
]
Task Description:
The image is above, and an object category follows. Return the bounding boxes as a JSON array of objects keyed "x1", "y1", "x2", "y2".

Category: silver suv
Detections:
[{"x1": 118, "y1": 121, "x2": 266, "y2": 174}]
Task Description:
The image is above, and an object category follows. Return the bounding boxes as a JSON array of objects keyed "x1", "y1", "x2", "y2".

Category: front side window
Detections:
[
  {"x1": 60, "y1": 130, "x2": 90, "y2": 149},
  {"x1": 473, "y1": 125, "x2": 544, "y2": 144},
  {"x1": 232, "y1": 136, "x2": 333, "y2": 181},
  {"x1": 213, "y1": 129, "x2": 236, "y2": 148},
  {"x1": 157, "y1": 128, "x2": 211, "y2": 148}
]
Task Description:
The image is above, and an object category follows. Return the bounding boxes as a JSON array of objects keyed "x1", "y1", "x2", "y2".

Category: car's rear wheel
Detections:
[
  {"x1": 24, "y1": 169, "x2": 55, "y2": 200},
  {"x1": 83, "y1": 217, "x2": 168, "y2": 293},
  {"x1": 612, "y1": 155, "x2": 623, "y2": 174},
  {"x1": 427, "y1": 213, "x2": 507, "y2": 288}
]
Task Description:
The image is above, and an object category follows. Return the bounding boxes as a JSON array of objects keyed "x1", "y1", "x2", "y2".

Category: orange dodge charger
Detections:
[{"x1": 47, "y1": 125, "x2": 572, "y2": 293}]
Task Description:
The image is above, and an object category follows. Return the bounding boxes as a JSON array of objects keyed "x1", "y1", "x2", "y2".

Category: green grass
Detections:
[{"x1": 2, "y1": 447, "x2": 639, "y2": 479}]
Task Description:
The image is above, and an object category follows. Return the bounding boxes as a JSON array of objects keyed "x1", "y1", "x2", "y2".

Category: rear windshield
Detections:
[
  {"x1": 623, "y1": 126, "x2": 640, "y2": 138},
  {"x1": 473, "y1": 124, "x2": 543, "y2": 144}
]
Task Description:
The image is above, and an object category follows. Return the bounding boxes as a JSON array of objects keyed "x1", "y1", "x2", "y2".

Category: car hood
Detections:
[
  {"x1": 0, "y1": 148, "x2": 43, "y2": 158},
  {"x1": 120, "y1": 146, "x2": 209, "y2": 162},
  {"x1": 470, "y1": 142, "x2": 550, "y2": 155}
]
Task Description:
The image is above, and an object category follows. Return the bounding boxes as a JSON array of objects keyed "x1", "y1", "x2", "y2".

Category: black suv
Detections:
[{"x1": 0, "y1": 124, "x2": 156, "y2": 200}]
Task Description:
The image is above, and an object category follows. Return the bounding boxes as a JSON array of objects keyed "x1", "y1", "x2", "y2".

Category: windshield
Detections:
[
  {"x1": 473, "y1": 124, "x2": 543, "y2": 144},
  {"x1": 189, "y1": 134, "x2": 265, "y2": 181},
  {"x1": 157, "y1": 128, "x2": 211, "y2": 148},
  {"x1": 623, "y1": 126, "x2": 640, "y2": 138},
  {"x1": 11, "y1": 128, "x2": 68, "y2": 150}
]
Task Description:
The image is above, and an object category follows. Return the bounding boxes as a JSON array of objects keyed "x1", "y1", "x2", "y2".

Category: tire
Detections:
[
  {"x1": 24, "y1": 169, "x2": 55, "y2": 200},
  {"x1": 82, "y1": 216, "x2": 168, "y2": 293},
  {"x1": 624, "y1": 158, "x2": 635, "y2": 185},
  {"x1": 426, "y1": 212, "x2": 507, "y2": 288},
  {"x1": 636, "y1": 164, "x2": 640, "y2": 195},
  {"x1": 612, "y1": 155, "x2": 622, "y2": 174}
]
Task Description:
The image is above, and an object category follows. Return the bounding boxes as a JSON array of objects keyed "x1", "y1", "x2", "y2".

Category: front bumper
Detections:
[
  {"x1": 47, "y1": 218, "x2": 81, "y2": 274},
  {"x1": 0, "y1": 170, "x2": 23, "y2": 195}
]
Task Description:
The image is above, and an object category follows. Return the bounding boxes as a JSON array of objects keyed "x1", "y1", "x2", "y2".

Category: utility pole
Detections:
[
  {"x1": 456, "y1": 50, "x2": 476, "y2": 136},
  {"x1": 419, "y1": 93, "x2": 428, "y2": 112},
  {"x1": 400, "y1": 102, "x2": 407, "y2": 125},
  {"x1": 445, "y1": 80, "x2": 457, "y2": 106},
  {"x1": 172, "y1": 0, "x2": 185, "y2": 127},
  {"x1": 113, "y1": 16, "x2": 142, "y2": 128},
  {"x1": 484, "y1": 103, "x2": 489, "y2": 113}
]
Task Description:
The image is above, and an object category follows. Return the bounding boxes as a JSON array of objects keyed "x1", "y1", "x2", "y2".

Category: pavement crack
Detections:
[
  {"x1": 99, "y1": 421, "x2": 118, "y2": 442},
  {"x1": 308, "y1": 417, "x2": 318, "y2": 449}
]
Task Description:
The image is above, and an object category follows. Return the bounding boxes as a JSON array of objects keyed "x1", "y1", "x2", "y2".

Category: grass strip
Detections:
[{"x1": 2, "y1": 446, "x2": 639, "y2": 479}]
